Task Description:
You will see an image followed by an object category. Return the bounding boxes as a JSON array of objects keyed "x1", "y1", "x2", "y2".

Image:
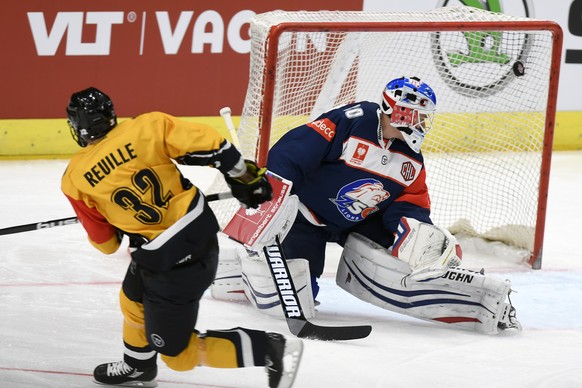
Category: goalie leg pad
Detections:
[
  {"x1": 336, "y1": 233, "x2": 520, "y2": 334},
  {"x1": 241, "y1": 251, "x2": 316, "y2": 319},
  {"x1": 210, "y1": 233, "x2": 247, "y2": 302}
]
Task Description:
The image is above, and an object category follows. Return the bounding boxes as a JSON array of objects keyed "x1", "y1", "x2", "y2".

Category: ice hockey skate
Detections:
[
  {"x1": 93, "y1": 360, "x2": 157, "y2": 387},
  {"x1": 265, "y1": 333, "x2": 303, "y2": 388},
  {"x1": 497, "y1": 295, "x2": 522, "y2": 332}
]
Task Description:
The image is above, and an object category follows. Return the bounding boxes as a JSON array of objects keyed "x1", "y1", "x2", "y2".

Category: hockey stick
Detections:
[
  {"x1": 263, "y1": 235, "x2": 372, "y2": 341},
  {"x1": 0, "y1": 192, "x2": 233, "y2": 236},
  {"x1": 0, "y1": 216, "x2": 80, "y2": 235},
  {"x1": 220, "y1": 107, "x2": 241, "y2": 148}
]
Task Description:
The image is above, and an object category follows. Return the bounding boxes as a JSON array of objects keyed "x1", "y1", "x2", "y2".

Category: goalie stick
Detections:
[
  {"x1": 263, "y1": 235, "x2": 372, "y2": 341},
  {"x1": 0, "y1": 192, "x2": 233, "y2": 236}
]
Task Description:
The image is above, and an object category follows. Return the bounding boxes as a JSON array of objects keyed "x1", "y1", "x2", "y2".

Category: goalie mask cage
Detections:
[{"x1": 208, "y1": 6, "x2": 562, "y2": 269}]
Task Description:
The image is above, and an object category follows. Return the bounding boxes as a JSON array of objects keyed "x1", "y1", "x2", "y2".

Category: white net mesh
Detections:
[{"x1": 207, "y1": 6, "x2": 559, "y2": 263}]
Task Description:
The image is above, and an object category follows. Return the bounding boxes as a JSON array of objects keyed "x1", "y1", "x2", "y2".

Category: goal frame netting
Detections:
[{"x1": 212, "y1": 7, "x2": 563, "y2": 269}]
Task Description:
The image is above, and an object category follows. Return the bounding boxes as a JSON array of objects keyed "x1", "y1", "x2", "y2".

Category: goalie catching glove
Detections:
[
  {"x1": 225, "y1": 159, "x2": 273, "y2": 209},
  {"x1": 393, "y1": 217, "x2": 462, "y2": 281}
]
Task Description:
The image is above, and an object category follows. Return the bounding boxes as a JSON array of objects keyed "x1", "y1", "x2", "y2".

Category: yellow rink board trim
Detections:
[
  {"x1": 0, "y1": 117, "x2": 237, "y2": 159},
  {"x1": 426, "y1": 111, "x2": 548, "y2": 153},
  {"x1": 553, "y1": 111, "x2": 582, "y2": 150},
  {"x1": 0, "y1": 112, "x2": 580, "y2": 159}
]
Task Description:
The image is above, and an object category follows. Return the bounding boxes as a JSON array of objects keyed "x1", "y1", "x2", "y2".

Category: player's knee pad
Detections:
[
  {"x1": 336, "y1": 233, "x2": 518, "y2": 334},
  {"x1": 241, "y1": 251, "x2": 316, "y2": 319}
]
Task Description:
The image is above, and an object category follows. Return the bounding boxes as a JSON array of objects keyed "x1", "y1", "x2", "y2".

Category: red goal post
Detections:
[{"x1": 209, "y1": 7, "x2": 563, "y2": 269}]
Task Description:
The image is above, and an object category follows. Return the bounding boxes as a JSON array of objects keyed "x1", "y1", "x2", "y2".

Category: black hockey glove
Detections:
[{"x1": 225, "y1": 160, "x2": 273, "y2": 209}]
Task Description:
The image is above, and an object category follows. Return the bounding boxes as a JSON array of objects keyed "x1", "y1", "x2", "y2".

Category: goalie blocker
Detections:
[{"x1": 337, "y1": 233, "x2": 521, "y2": 334}]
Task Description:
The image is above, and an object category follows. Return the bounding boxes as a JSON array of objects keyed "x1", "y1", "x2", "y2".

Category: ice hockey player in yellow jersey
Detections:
[{"x1": 61, "y1": 87, "x2": 303, "y2": 388}]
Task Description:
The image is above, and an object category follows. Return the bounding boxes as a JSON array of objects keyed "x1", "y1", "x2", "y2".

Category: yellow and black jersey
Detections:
[{"x1": 61, "y1": 111, "x2": 242, "y2": 254}]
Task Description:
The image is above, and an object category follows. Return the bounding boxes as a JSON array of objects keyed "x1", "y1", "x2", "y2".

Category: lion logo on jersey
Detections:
[{"x1": 330, "y1": 178, "x2": 390, "y2": 221}]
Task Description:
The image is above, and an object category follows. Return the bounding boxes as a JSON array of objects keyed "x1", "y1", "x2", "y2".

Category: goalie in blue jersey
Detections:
[{"x1": 267, "y1": 76, "x2": 455, "y2": 294}]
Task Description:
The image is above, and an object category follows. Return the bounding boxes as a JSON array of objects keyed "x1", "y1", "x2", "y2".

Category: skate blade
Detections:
[
  {"x1": 93, "y1": 378, "x2": 158, "y2": 387},
  {"x1": 277, "y1": 339, "x2": 303, "y2": 388}
]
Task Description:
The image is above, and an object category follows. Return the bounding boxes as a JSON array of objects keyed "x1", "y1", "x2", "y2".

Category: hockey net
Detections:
[{"x1": 207, "y1": 7, "x2": 562, "y2": 269}]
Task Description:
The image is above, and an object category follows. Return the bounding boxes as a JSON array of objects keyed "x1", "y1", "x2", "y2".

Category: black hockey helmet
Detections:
[{"x1": 66, "y1": 87, "x2": 117, "y2": 147}]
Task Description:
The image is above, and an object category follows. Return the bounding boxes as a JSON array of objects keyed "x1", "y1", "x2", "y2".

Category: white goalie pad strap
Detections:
[
  {"x1": 241, "y1": 251, "x2": 316, "y2": 319},
  {"x1": 337, "y1": 233, "x2": 515, "y2": 334},
  {"x1": 223, "y1": 172, "x2": 298, "y2": 251},
  {"x1": 393, "y1": 217, "x2": 462, "y2": 281},
  {"x1": 211, "y1": 233, "x2": 247, "y2": 302}
]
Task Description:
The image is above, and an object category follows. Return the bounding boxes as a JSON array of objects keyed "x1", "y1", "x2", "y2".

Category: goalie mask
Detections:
[
  {"x1": 66, "y1": 87, "x2": 117, "y2": 147},
  {"x1": 381, "y1": 76, "x2": 436, "y2": 153}
]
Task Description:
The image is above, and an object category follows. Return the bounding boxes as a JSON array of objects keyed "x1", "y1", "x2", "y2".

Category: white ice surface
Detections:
[{"x1": 1, "y1": 152, "x2": 581, "y2": 388}]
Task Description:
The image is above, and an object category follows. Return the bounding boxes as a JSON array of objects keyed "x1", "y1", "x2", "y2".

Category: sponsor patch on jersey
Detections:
[
  {"x1": 350, "y1": 143, "x2": 369, "y2": 165},
  {"x1": 306, "y1": 118, "x2": 336, "y2": 141},
  {"x1": 330, "y1": 178, "x2": 390, "y2": 222}
]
